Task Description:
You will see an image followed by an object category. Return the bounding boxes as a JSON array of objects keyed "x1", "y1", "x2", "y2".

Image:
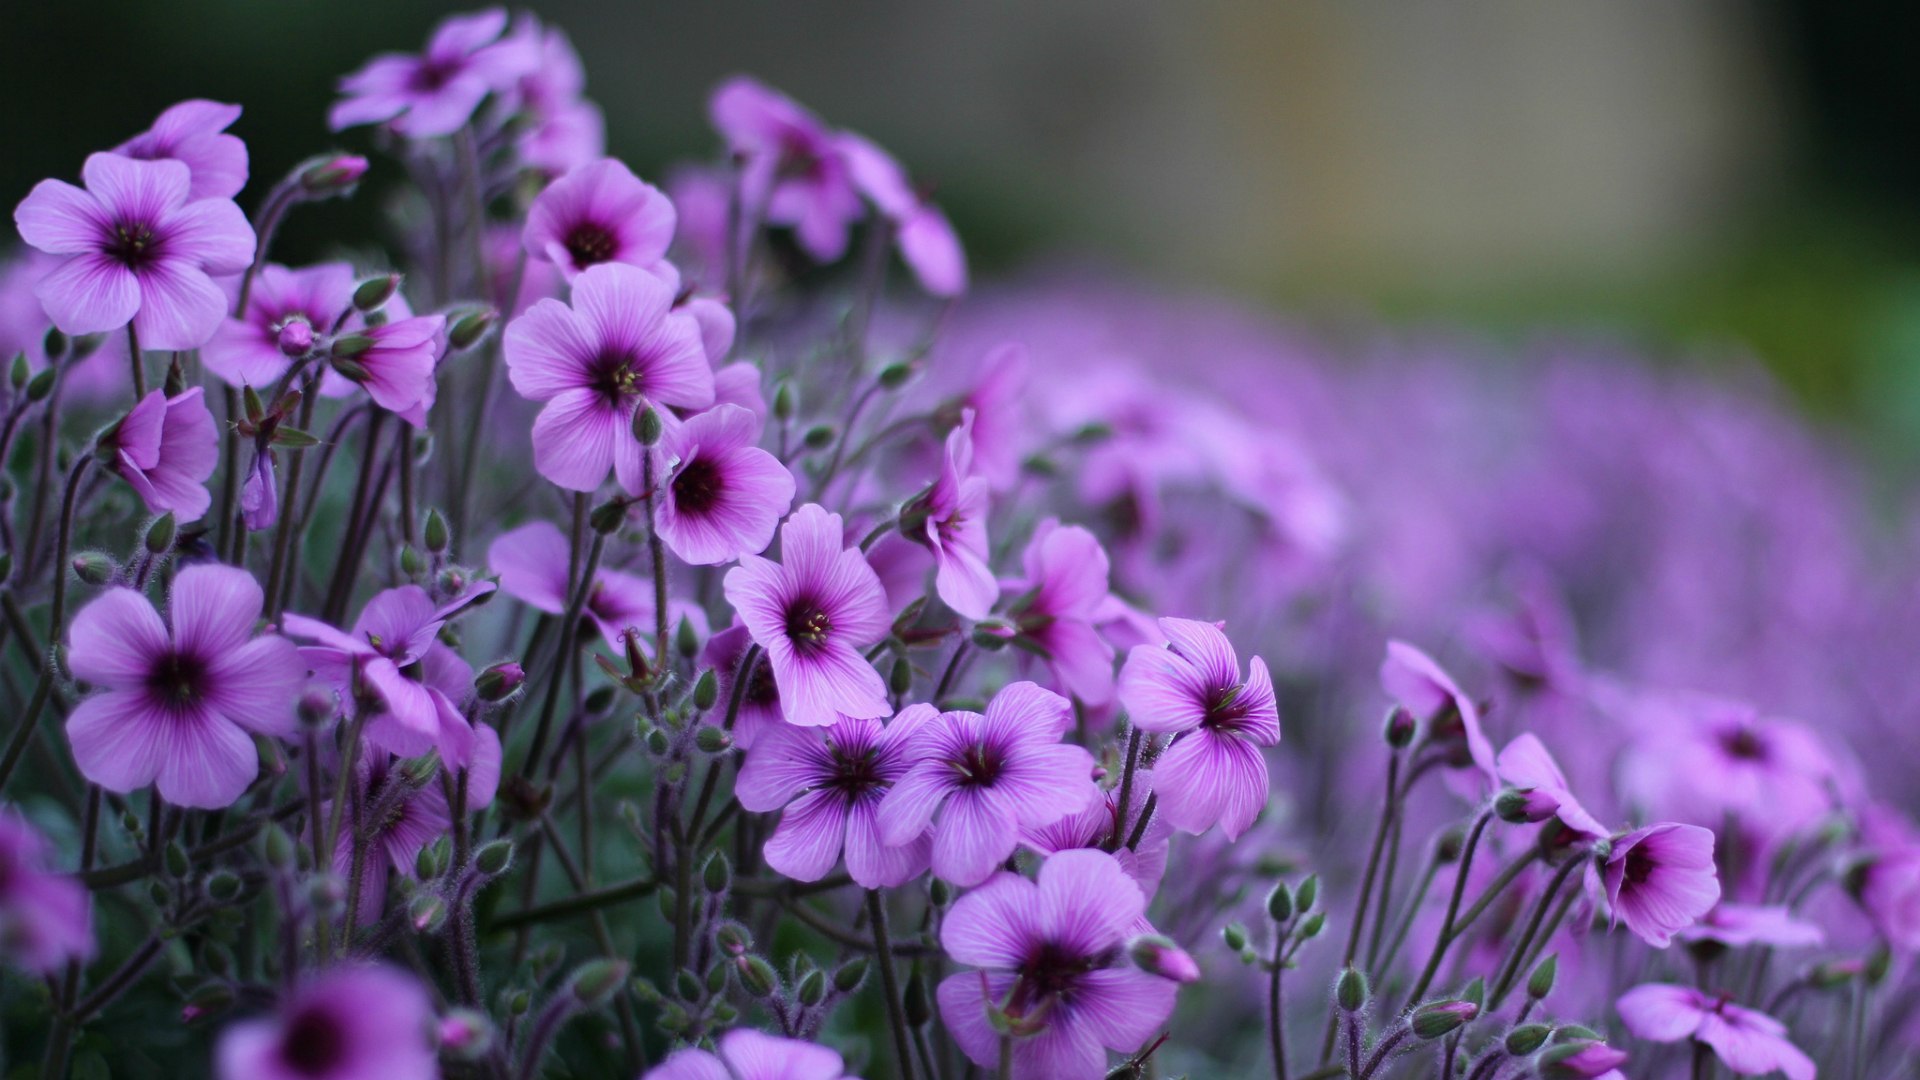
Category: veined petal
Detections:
[{"x1": 68, "y1": 588, "x2": 168, "y2": 689}]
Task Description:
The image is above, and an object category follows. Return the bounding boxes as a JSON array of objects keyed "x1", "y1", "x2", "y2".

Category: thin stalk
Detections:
[
  {"x1": 868, "y1": 890, "x2": 918, "y2": 1080},
  {"x1": 126, "y1": 322, "x2": 145, "y2": 399},
  {"x1": 1320, "y1": 751, "x2": 1401, "y2": 1061},
  {"x1": 1402, "y1": 810, "x2": 1494, "y2": 1008},
  {"x1": 1269, "y1": 931, "x2": 1289, "y2": 1080}
]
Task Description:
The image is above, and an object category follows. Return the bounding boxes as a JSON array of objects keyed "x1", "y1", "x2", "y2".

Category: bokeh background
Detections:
[{"x1": 7, "y1": 0, "x2": 1920, "y2": 471}]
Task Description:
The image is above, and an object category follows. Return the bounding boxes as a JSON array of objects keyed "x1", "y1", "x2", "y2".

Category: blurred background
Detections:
[{"x1": 6, "y1": 0, "x2": 1920, "y2": 471}]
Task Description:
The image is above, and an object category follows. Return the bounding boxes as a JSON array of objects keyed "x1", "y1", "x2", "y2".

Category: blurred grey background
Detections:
[{"x1": 7, "y1": 0, "x2": 1920, "y2": 464}]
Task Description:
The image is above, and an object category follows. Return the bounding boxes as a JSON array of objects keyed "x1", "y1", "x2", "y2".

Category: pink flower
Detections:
[
  {"x1": 702, "y1": 623, "x2": 782, "y2": 750},
  {"x1": 1380, "y1": 640, "x2": 1497, "y2": 788},
  {"x1": 1118, "y1": 617, "x2": 1279, "y2": 840},
  {"x1": 646, "y1": 1028, "x2": 852, "y2": 1080},
  {"x1": 331, "y1": 752, "x2": 455, "y2": 925},
  {"x1": 878, "y1": 682, "x2": 1099, "y2": 886},
  {"x1": 709, "y1": 76, "x2": 862, "y2": 262},
  {"x1": 522, "y1": 158, "x2": 675, "y2": 281},
  {"x1": 1603, "y1": 823, "x2": 1720, "y2": 947},
  {"x1": 103, "y1": 386, "x2": 219, "y2": 522},
  {"x1": 1618, "y1": 698, "x2": 1839, "y2": 846},
  {"x1": 1674, "y1": 903, "x2": 1824, "y2": 950},
  {"x1": 503, "y1": 262, "x2": 712, "y2": 492},
  {"x1": 1851, "y1": 806, "x2": 1920, "y2": 951},
  {"x1": 1000, "y1": 520, "x2": 1117, "y2": 705},
  {"x1": 1021, "y1": 776, "x2": 1171, "y2": 901},
  {"x1": 488, "y1": 519, "x2": 704, "y2": 652},
  {"x1": 902, "y1": 409, "x2": 994, "y2": 619},
  {"x1": 735, "y1": 709, "x2": 932, "y2": 887},
  {"x1": 1495, "y1": 733, "x2": 1606, "y2": 839},
  {"x1": 239, "y1": 445, "x2": 278, "y2": 532},
  {"x1": 14, "y1": 152, "x2": 254, "y2": 348},
  {"x1": 656, "y1": 403, "x2": 794, "y2": 565},
  {"x1": 0, "y1": 812, "x2": 93, "y2": 974},
  {"x1": 723, "y1": 504, "x2": 891, "y2": 727},
  {"x1": 283, "y1": 585, "x2": 492, "y2": 768},
  {"x1": 215, "y1": 964, "x2": 438, "y2": 1080},
  {"x1": 64, "y1": 566, "x2": 303, "y2": 809},
  {"x1": 937, "y1": 850, "x2": 1178, "y2": 1078},
  {"x1": 501, "y1": 16, "x2": 605, "y2": 177},
  {"x1": 332, "y1": 314, "x2": 447, "y2": 427},
  {"x1": 1616, "y1": 984, "x2": 1813, "y2": 1080},
  {"x1": 838, "y1": 130, "x2": 967, "y2": 297},
  {"x1": 328, "y1": 8, "x2": 537, "y2": 139},
  {"x1": 113, "y1": 99, "x2": 248, "y2": 201},
  {"x1": 204, "y1": 262, "x2": 354, "y2": 388}
]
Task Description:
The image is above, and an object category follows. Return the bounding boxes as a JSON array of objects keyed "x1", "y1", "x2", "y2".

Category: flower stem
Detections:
[
  {"x1": 1269, "y1": 932, "x2": 1289, "y2": 1080},
  {"x1": 1403, "y1": 810, "x2": 1495, "y2": 1008},
  {"x1": 1321, "y1": 750, "x2": 1401, "y2": 1061},
  {"x1": 126, "y1": 321, "x2": 145, "y2": 400},
  {"x1": 868, "y1": 889, "x2": 918, "y2": 1080}
]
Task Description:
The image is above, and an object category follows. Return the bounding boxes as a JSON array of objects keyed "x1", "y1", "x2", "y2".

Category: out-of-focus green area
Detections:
[{"x1": 5, "y1": 0, "x2": 1920, "y2": 472}]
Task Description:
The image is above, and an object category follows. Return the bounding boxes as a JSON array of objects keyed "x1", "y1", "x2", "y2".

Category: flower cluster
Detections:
[{"x1": 0, "y1": 8, "x2": 1912, "y2": 1080}]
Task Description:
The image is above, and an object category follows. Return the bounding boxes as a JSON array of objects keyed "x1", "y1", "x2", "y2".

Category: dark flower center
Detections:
[
  {"x1": 671, "y1": 457, "x2": 725, "y2": 514},
  {"x1": 589, "y1": 352, "x2": 642, "y2": 407},
  {"x1": 408, "y1": 58, "x2": 459, "y2": 93},
  {"x1": 1718, "y1": 727, "x2": 1768, "y2": 762},
  {"x1": 279, "y1": 1006, "x2": 348, "y2": 1075},
  {"x1": 745, "y1": 656, "x2": 780, "y2": 707},
  {"x1": 829, "y1": 745, "x2": 884, "y2": 797},
  {"x1": 1622, "y1": 844, "x2": 1657, "y2": 887},
  {"x1": 105, "y1": 221, "x2": 161, "y2": 271},
  {"x1": 1010, "y1": 941, "x2": 1098, "y2": 1015},
  {"x1": 564, "y1": 223, "x2": 617, "y2": 268},
  {"x1": 784, "y1": 601, "x2": 832, "y2": 655},
  {"x1": 147, "y1": 650, "x2": 207, "y2": 707},
  {"x1": 1203, "y1": 682, "x2": 1246, "y2": 730},
  {"x1": 949, "y1": 742, "x2": 1004, "y2": 788}
]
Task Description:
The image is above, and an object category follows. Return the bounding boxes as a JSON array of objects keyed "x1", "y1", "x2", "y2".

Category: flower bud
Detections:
[
  {"x1": 1296, "y1": 911, "x2": 1326, "y2": 940},
  {"x1": 474, "y1": 839, "x2": 514, "y2": 876},
  {"x1": 262, "y1": 823, "x2": 296, "y2": 870},
  {"x1": 416, "y1": 838, "x2": 448, "y2": 880},
  {"x1": 676, "y1": 616, "x2": 701, "y2": 659},
  {"x1": 570, "y1": 959, "x2": 631, "y2": 1006},
  {"x1": 353, "y1": 273, "x2": 401, "y2": 313},
  {"x1": 26, "y1": 368, "x2": 55, "y2": 402},
  {"x1": 1384, "y1": 705, "x2": 1416, "y2": 748},
  {"x1": 1527, "y1": 953, "x2": 1558, "y2": 1000},
  {"x1": 182, "y1": 981, "x2": 235, "y2": 1021},
  {"x1": 447, "y1": 308, "x2": 496, "y2": 351},
  {"x1": 889, "y1": 655, "x2": 913, "y2": 696},
  {"x1": 1495, "y1": 787, "x2": 1546, "y2": 824},
  {"x1": 475, "y1": 661, "x2": 527, "y2": 703},
  {"x1": 1128, "y1": 934, "x2": 1200, "y2": 983},
  {"x1": 714, "y1": 920, "x2": 752, "y2": 956},
  {"x1": 833, "y1": 957, "x2": 869, "y2": 994},
  {"x1": 736, "y1": 954, "x2": 779, "y2": 997},
  {"x1": 43, "y1": 328, "x2": 69, "y2": 362},
  {"x1": 1535, "y1": 1042, "x2": 1630, "y2": 1080},
  {"x1": 145, "y1": 512, "x2": 177, "y2": 555},
  {"x1": 695, "y1": 725, "x2": 732, "y2": 754},
  {"x1": 1411, "y1": 999, "x2": 1477, "y2": 1039},
  {"x1": 437, "y1": 1008, "x2": 493, "y2": 1059},
  {"x1": 795, "y1": 968, "x2": 827, "y2": 1006},
  {"x1": 772, "y1": 379, "x2": 797, "y2": 421},
  {"x1": 1505, "y1": 1023, "x2": 1551, "y2": 1056},
  {"x1": 877, "y1": 361, "x2": 915, "y2": 389},
  {"x1": 692, "y1": 669, "x2": 719, "y2": 711},
  {"x1": 423, "y1": 509, "x2": 449, "y2": 553},
  {"x1": 645, "y1": 727, "x2": 671, "y2": 755},
  {"x1": 1335, "y1": 968, "x2": 1369, "y2": 1012},
  {"x1": 205, "y1": 870, "x2": 242, "y2": 902},
  {"x1": 703, "y1": 853, "x2": 731, "y2": 894},
  {"x1": 399, "y1": 544, "x2": 425, "y2": 577},
  {"x1": 8, "y1": 352, "x2": 27, "y2": 390},
  {"x1": 929, "y1": 878, "x2": 953, "y2": 907},
  {"x1": 802, "y1": 423, "x2": 835, "y2": 450},
  {"x1": 1267, "y1": 882, "x2": 1293, "y2": 924},
  {"x1": 299, "y1": 153, "x2": 370, "y2": 195},
  {"x1": 1221, "y1": 922, "x2": 1248, "y2": 951},
  {"x1": 164, "y1": 840, "x2": 191, "y2": 878},
  {"x1": 72, "y1": 551, "x2": 116, "y2": 585},
  {"x1": 1295, "y1": 873, "x2": 1318, "y2": 913},
  {"x1": 276, "y1": 318, "x2": 315, "y2": 358},
  {"x1": 633, "y1": 407, "x2": 663, "y2": 446},
  {"x1": 504, "y1": 989, "x2": 531, "y2": 1016},
  {"x1": 409, "y1": 894, "x2": 448, "y2": 934}
]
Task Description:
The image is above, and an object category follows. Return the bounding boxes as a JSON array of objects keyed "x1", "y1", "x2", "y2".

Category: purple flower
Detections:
[
  {"x1": 329, "y1": 7, "x2": 536, "y2": 139},
  {"x1": 332, "y1": 314, "x2": 446, "y2": 427},
  {"x1": 240, "y1": 444, "x2": 278, "y2": 531},
  {"x1": 1020, "y1": 777, "x2": 1171, "y2": 901},
  {"x1": 999, "y1": 520, "x2": 1117, "y2": 705},
  {"x1": 1855, "y1": 808, "x2": 1920, "y2": 951},
  {"x1": 646, "y1": 1027, "x2": 852, "y2": 1080},
  {"x1": 332, "y1": 753, "x2": 453, "y2": 925},
  {"x1": 501, "y1": 16, "x2": 605, "y2": 177},
  {"x1": 902, "y1": 409, "x2": 994, "y2": 619},
  {"x1": 503, "y1": 262, "x2": 712, "y2": 492},
  {"x1": 736, "y1": 709, "x2": 932, "y2": 887},
  {"x1": 0, "y1": 811, "x2": 93, "y2": 974},
  {"x1": 878, "y1": 682, "x2": 1098, "y2": 886},
  {"x1": 937, "y1": 849, "x2": 1178, "y2": 1078},
  {"x1": 838, "y1": 130, "x2": 967, "y2": 297},
  {"x1": 283, "y1": 585, "x2": 492, "y2": 768},
  {"x1": 488, "y1": 520, "x2": 702, "y2": 652},
  {"x1": 204, "y1": 262, "x2": 354, "y2": 388},
  {"x1": 1603, "y1": 822, "x2": 1720, "y2": 947},
  {"x1": 113, "y1": 99, "x2": 248, "y2": 201},
  {"x1": 522, "y1": 158, "x2": 675, "y2": 281},
  {"x1": 215, "y1": 964, "x2": 438, "y2": 1080},
  {"x1": 656, "y1": 403, "x2": 795, "y2": 565},
  {"x1": 723, "y1": 504, "x2": 891, "y2": 727},
  {"x1": 702, "y1": 623, "x2": 782, "y2": 749},
  {"x1": 1618, "y1": 698, "x2": 1839, "y2": 846},
  {"x1": 1380, "y1": 640, "x2": 1497, "y2": 788},
  {"x1": 709, "y1": 76, "x2": 862, "y2": 262},
  {"x1": 1495, "y1": 733, "x2": 1606, "y2": 839},
  {"x1": 1616, "y1": 984, "x2": 1814, "y2": 1080},
  {"x1": 1674, "y1": 903, "x2": 1824, "y2": 950},
  {"x1": 1117, "y1": 617, "x2": 1279, "y2": 840},
  {"x1": 14, "y1": 152, "x2": 254, "y2": 348},
  {"x1": 64, "y1": 566, "x2": 303, "y2": 809},
  {"x1": 103, "y1": 386, "x2": 218, "y2": 522}
]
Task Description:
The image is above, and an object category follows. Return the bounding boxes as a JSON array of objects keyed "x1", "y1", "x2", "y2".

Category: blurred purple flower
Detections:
[
  {"x1": 1616, "y1": 983, "x2": 1813, "y2": 1080},
  {"x1": 702, "y1": 624, "x2": 782, "y2": 750},
  {"x1": 1380, "y1": 640, "x2": 1497, "y2": 790},
  {"x1": 837, "y1": 130, "x2": 967, "y2": 297},
  {"x1": 902, "y1": 409, "x2": 993, "y2": 619},
  {"x1": 1000, "y1": 519, "x2": 1117, "y2": 705},
  {"x1": 488, "y1": 519, "x2": 704, "y2": 653},
  {"x1": 215, "y1": 964, "x2": 438, "y2": 1080},
  {"x1": 646, "y1": 1027, "x2": 852, "y2": 1080},
  {"x1": 329, "y1": 7, "x2": 536, "y2": 139},
  {"x1": 1674, "y1": 903, "x2": 1824, "y2": 950},
  {"x1": 332, "y1": 313, "x2": 445, "y2": 427},
  {"x1": 709, "y1": 76, "x2": 861, "y2": 262},
  {"x1": 1495, "y1": 733, "x2": 1606, "y2": 839},
  {"x1": 0, "y1": 812, "x2": 93, "y2": 974},
  {"x1": 113, "y1": 99, "x2": 248, "y2": 201}
]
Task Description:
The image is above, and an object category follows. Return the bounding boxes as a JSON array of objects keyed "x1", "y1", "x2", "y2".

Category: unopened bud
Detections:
[
  {"x1": 929, "y1": 878, "x2": 953, "y2": 907},
  {"x1": 1384, "y1": 705, "x2": 1416, "y2": 748},
  {"x1": 1411, "y1": 999, "x2": 1477, "y2": 1039},
  {"x1": 8, "y1": 352, "x2": 26, "y2": 390},
  {"x1": 772, "y1": 379, "x2": 797, "y2": 421},
  {"x1": 1267, "y1": 883, "x2": 1293, "y2": 924},
  {"x1": 145, "y1": 512, "x2": 176, "y2": 555},
  {"x1": 262, "y1": 823, "x2": 296, "y2": 870},
  {"x1": 833, "y1": 957, "x2": 869, "y2": 993},
  {"x1": 409, "y1": 894, "x2": 448, "y2": 933},
  {"x1": 1128, "y1": 934, "x2": 1200, "y2": 983},
  {"x1": 353, "y1": 274, "x2": 400, "y2": 313},
  {"x1": 399, "y1": 544, "x2": 425, "y2": 576},
  {"x1": 802, "y1": 423, "x2": 835, "y2": 450},
  {"x1": 475, "y1": 662, "x2": 526, "y2": 702},
  {"x1": 692, "y1": 669, "x2": 719, "y2": 711},
  {"x1": 737, "y1": 955, "x2": 778, "y2": 997},
  {"x1": 676, "y1": 616, "x2": 700, "y2": 659},
  {"x1": 795, "y1": 968, "x2": 827, "y2": 1006},
  {"x1": 1528, "y1": 953, "x2": 1558, "y2": 1000},
  {"x1": 447, "y1": 308, "x2": 496, "y2": 351},
  {"x1": 1335, "y1": 968, "x2": 1369, "y2": 1012},
  {"x1": 1295, "y1": 873, "x2": 1318, "y2": 913},
  {"x1": 1221, "y1": 923, "x2": 1248, "y2": 952},
  {"x1": 72, "y1": 551, "x2": 115, "y2": 585},
  {"x1": 504, "y1": 989, "x2": 531, "y2": 1016},
  {"x1": 26, "y1": 369, "x2": 55, "y2": 402},
  {"x1": 590, "y1": 498, "x2": 626, "y2": 534},
  {"x1": 43, "y1": 328, "x2": 69, "y2": 361},
  {"x1": 695, "y1": 726, "x2": 731, "y2": 754},
  {"x1": 570, "y1": 959, "x2": 631, "y2": 1006},
  {"x1": 1296, "y1": 912, "x2": 1325, "y2": 940},
  {"x1": 889, "y1": 656, "x2": 913, "y2": 696},
  {"x1": 416, "y1": 838, "x2": 448, "y2": 880},
  {"x1": 633, "y1": 407, "x2": 663, "y2": 446},
  {"x1": 1535, "y1": 1042, "x2": 1630, "y2": 1080},
  {"x1": 299, "y1": 153, "x2": 370, "y2": 195},
  {"x1": 703, "y1": 853, "x2": 730, "y2": 894},
  {"x1": 423, "y1": 509, "x2": 449, "y2": 553},
  {"x1": 205, "y1": 870, "x2": 242, "y2": 902},
  {"x1": 877, "y1": 361, "x2": 914, "y2": 389},
  {"x1": 437, "y1": 1008, "x2": 492, "y2": 1059},
  {"x1": 474, "y1": 839, "x2": 514, "y2": 876},
  {"x1": 1505, "y1": 1023, "x2": 1551, "y2": 1056}
]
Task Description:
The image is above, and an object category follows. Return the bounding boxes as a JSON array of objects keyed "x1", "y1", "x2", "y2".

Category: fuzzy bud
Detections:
[
  {"x1": 772, "y1": 379, "x2": 797, "y2": 421},
  {"x1": 1384, "y1": 705, "x2": 1416, "y2": 748},
  {"x1": 423, "y1": 509, "x2": 449, "y2": 553},
  {"x1": 447, "y1": 308, "x2": 496, "y2": 351},
  {"x1": 399, "y1": 544, "x2": 426, "y2": 577},
  {"x1": 1128, "y1": 934, "x2": 1201, "y2": 984},
  {"x1": 205, "y1": 870, "x2": 242, "y2": 902},
  {"x1": 1296, "y1": 911, "x2": 1326, "y2": 940},
  {"x1": 876, "y1": 361, "x2": 915, "y2": 389},
  {"x1": 736, "y1": 955, "x2": 778, "y2": 998},
  {"x1": 26, "y1": 368, "x2": 55, "y2": 402},
  {"x1": 1335, "y1": 968, "x2": 1369, "y2": 1012},
  {"x1": 673, "y1": 615, "x2": 699, "y2": 658},
  {"x1": 692, "y1": 669, "x2": 719, "y2": 711},
  {"x1": 703, "y1": 853, "x2": 731, "y2": 894},
  {"x1": 1505, "y1": 1024, "x2": 1551, "y2": 1056},
  {"x1": 475, "y1": 662, "x2": 526, "y2": 702},
  {"x1": 1535, "y1": 1042, "x2": 1630, "y2": 1080},
  {"x1": 802, "y1": 423, "x2": 835, "y2": 450},
  {"x1": 409, "y1": 894, "x2": 448, "y2": 934},
  {"x1": 714, "y1": 921, "x2": 751, "y2": 957},
  {"x1": 633, "y1": 406, "x2": 663, "y2": 446},
  {"x1": 72, "y1": 551, "x2": 116, "y2": 585},
  {"x1": 1266, "y1": 882, "x2": 1294, "y2": 924},
  {"x1": 570, "y1": 959, "x2": 630, "y2": 1006},
  {"x1": 43, "y1": 328, "x2": 70, "y2": 361},
  {"x1": 261, "y1": 824, "x2": 296, "y2": 870},
  {"x1": 7, "y1": 352, "x2": 24, "y2": 390},
  {"x1": 695, "y1": 726, "x2": 732, "y2": 754},
  {"x1": 504, "y1": 989, "x2": 531, "y2": 1016},
  {"x1": 833, "y1": 956, "x2": 869, "y2": 994},
  {"x1": 437, "y1": 1009, "x2": 492, "y2": 1059},
  {"x1": 352, "y1": 273, "x2": 400, "y2": 313},
  {"x1": 795, "y1": 968, "x2": 827, "y2": 1007},
  {"x1": 1295, "y1": 873, "x2": 1318, "y2": 913},
  {"x1": 1528, "y1": 953, "x2": 1558, "y2": 1000},
  {"x1": 1411, "y1": 999, "x2": 1477, "y2": 1039},
  {"x1": 144, "y1": 512, "x2": 177, "y2": 555},
  {"x1": 1221, "y1": 922, "x2": 1248, "y2": 952},
  {"x1": 416, "y1": 839, "x2": 448, "y2": 880},
  {"x1": 474, "y1": 839, "x2": 514, "y2": 876},
  {"x1": 299, "y1": 153, "x2": 370, "y2": 195}
]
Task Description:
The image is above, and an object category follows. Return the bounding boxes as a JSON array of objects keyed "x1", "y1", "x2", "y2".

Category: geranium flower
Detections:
[
  {"x1": 837, "y1": 130, "x2": 967, "y2": 297},
  {"x1": 722, "y1": 504, "x2": 891, "y2": 727},
  {"x1": 709, "y1": 76, "x2": 862, "y2": 262},
  {"x1": 204, "y1": 262, "x2": 354, "y2": 388},
  {"x1": 487, "y1": 519, "x2": 705, "y2": 652},
  {"x1": 215, "y1": 965, "x2": 438, "y2": 1080},
  {"x1": 901, "y1": 409, "x2": 993, "y2": 619},
  {"x1": 328, "y1": 7, "x2": 536, "y2": 139},
  {"x1": 877, "y1": 682, "x2": 1098, "y2": 886},
  {"x1": 646, "y1": 1028, "x2": 853, "y2": 1080},
  {"x1": 702, "y1": 623, "x2": 782, "y2": 750},
  {"x1": 503, "y1": 261, "x2": 712, "y2": 492},
  {"x1": 522, "y1": 158, "x2": 675, "y2": 281},
  {"x1": 330, "y1": 313, "x2": 446, "y2": 426},
  {"x1": 14, "y1": 152, "x2": 254, "y2": 348},
  {"x1": 998, "y1": 519, "x2": 1117, "y2": 705},
  {"x1": 64, "y1": 566, "x2": 303, "y2": 809},
  {"x1": 102, "y1": 386, "x2": 218, "y2": 522},
  {"x1": 1118, "y1": 617, "x2": 1279, "y2": 840},
  {"x1": 113, "y1": 99, "x2": 248, "y2": 201},
  {"x1": 0, "y1": 812, "x2": 93, "y2": 974},
  {"x1": 1616, "y1": 984, "x2": 1813, "y2": 1080},
  {"x1": 1602, "y1": 822, "x2": 1720, "y2": 947},
  {"x1": 655, "y1": 403, "x2": 794, "y2": 566},
  {"x1": 1495, "y1": 733, "x2": 1606, "y2": 839},
  {"x1": 1674, "y1": 903, "x2": 1824, "y2": 950},
  {"x1": 937, "y1": 849, "x2": 1179, "y2": 1078},
  {"x1": 1380, "y1": 640, "x2": 1497, "y2": 789}
]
